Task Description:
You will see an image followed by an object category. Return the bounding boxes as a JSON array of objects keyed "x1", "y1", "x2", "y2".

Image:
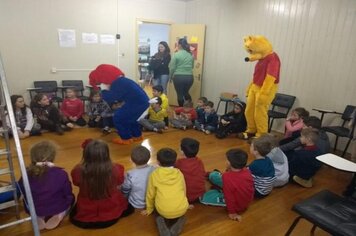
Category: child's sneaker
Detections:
[
  {"x1": 181, "y1": 126, "x2": 187, "y2": 131},
  {"x1": 205, "y1": 130, "x2": 211, "y2": 135},
  {"x1": 102, "y1": 126, "x2": 112, "y2": 135},
  {"x1": 293, "y1": 175, "x2": 313, "y2": 188},
  {"x1": 153, "y1": 128, "x2": 163, "y2": 134}
]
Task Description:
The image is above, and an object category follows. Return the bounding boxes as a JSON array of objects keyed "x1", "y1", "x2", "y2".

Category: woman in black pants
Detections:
[{"x1": 169, "y1": 38, "x2": 194, "y2": 106}]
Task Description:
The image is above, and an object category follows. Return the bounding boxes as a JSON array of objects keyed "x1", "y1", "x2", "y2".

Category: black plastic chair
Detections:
[
  {"x1": 28, "y1": 81, "x2": 63, "y2": 106},
  {"x1": 268, "y1": 93, "x2": 296, "y2": 132},
  {"x1": 216, "y1": 92, "x2": 238, "y2": 115},
  {"x1": 321, "y1": 105, "x2": 356, "y2": 157},
  {"x1": 61, "y1": 80, "x2": 90, "y2": 103},
  {"x1": 285, "y1": 190, "x2": 356, "y2": 236}
]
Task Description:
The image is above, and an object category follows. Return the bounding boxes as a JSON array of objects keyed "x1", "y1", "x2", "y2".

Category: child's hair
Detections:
[
  {"x1": 183, "y1": 100, "x2": 193, "y2": 108},
  {"x1": 261, "y1": 134, "x2": 278, "y2": 148},
  {"x1": 180, "y1": 138, "x2": 200, "y2": 158},
  {"x1": 27, "y1": 141, "x2": 57, "y2": 177},
  {"x1": 81, "y1": 139, "x2": 113, "y2": 200},
  {"x1": 153, "y1": 96, "x2": 162, "y2": 106},
  {"x1": 252, "y1": 135, "x2": 273, "y2": 156},
  {"x1": 206, "y1": 101, "x2": 214, "y2": 108},
  {"x1": 198, "y1": 97, "x2": 208, "y2": 104},
  {"x1": 157, "y1": 148, "x2": 177, "y2": 167},
  {"x1": 233, "y1": 99, "x2": 246, "y2": 111},
  {"x1": 10, "y1": 95, "x2": 27, "y2": 117},
  {"x1": 301, "y1": 128, "x2": 319, "y2": 144},
  {"x1": 226, "y1": 148, "x2": 248, "y2": 169},
  {"x1": 90, "y1": 90, "x2": 101, "y2": 100},
  {"x1": 131, "y1": 145, "x2": 151, "y2": 165},
  {"x1": 30, "y1": 93, "x2": 46, "y2": 107},
  {"x1": 152, "y1": 85, "x2": 163, "y2": 94},
  {"x1": 293, "y1": 107, "x2": 310, "y2": 119},
  {"x1": 303, "y1": 116, "x2": 322, "y2": 129}
]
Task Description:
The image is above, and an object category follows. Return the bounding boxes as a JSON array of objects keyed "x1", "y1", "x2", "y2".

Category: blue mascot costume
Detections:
[{"x1": 89, "y1": 64, "x2": 149, "y2": 144}]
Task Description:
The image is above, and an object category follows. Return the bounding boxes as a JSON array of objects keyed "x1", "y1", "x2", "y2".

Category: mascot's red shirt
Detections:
[{"x1": 252, "y1": 52, "x2": 280, "y2": 86}]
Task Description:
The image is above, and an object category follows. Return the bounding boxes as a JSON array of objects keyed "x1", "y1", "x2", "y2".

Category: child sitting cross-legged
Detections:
[
  {"x1": 70, "y1": 139, "x2": 134, "y2": 228},
  {"x1": 170, "y1": 100, "x2": 197, "y2": 130},
  {"x1": 18, "y1": 141, "x2": 74, "y2": 230},
  {"x1": 175, "y1": 138, "x2": 206, "y2": 203},
  {"x1": 194, "y1": 101, "x2": 219, "y2": 134},
  {"x1": 141, "y1": 148, "x2": 189, "y2": 236},
  {"x1": 139, "y1": 96, "x2": 168, "y2": 134},
  {"x1": 287, "y1": 128, "x2": 322, "y2": 188},
  {"x1": 215, "y1": 99, "x2": 247, "y2": 139},
  {"x1": 249, "y1": 135, "x2": 276, "y2": 198},
  {"x1": 121, "y1": 145, "x2": 156, "y2": 209},
  {"x1": 152, "y1": 85, "x2": 169, "y2": 110},
  {"x1": 60, "y1": 88, "x2": 87, "y2": 127},
  {"x1": 87, "y1": 90, "x2": 114, "y2": 134},
  {"x1": 200, "y1": 149, "x2": 254, "y2": 221}
]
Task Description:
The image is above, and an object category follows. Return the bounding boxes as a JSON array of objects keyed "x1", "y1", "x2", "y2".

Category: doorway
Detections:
[{"x1": 136, "y1": 20, "x2": 170, "y2": 95}]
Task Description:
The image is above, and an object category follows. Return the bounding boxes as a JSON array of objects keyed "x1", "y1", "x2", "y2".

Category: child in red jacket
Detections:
[
  {"x1": 175, "y1": 138, "x2": 206, "y2": 203},
  {"x1": 61, "y1": 88, "x2": 87, "y2": 126},
  {"x1": 70, "y1": 139, "x2": 133, "y2": 228},
  {"x1": 201, "y1": 149, "x2": 254, "y2": 221}
]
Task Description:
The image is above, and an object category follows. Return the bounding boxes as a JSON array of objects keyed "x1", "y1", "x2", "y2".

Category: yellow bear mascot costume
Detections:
[{"x1": 241, "y1": 35, "x2": 281, "y2": 139}]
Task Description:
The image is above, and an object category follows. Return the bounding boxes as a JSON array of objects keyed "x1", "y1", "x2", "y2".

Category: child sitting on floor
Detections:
[
  {"x1": 87, "y1": 90, "x2": 113, "y2": 134},
  {"x1": 61, "y1": 88, "x2": 87, "y2": 127},
  {"x1": 194, "y1": 101, "x2": 219, "y2": 134},
  {"x1": 249, "y1": 136, "x2": 276, "y2": 198},
  {"x1": 70, "y1": 139, "x2": 133, "y2": 228},
  {"x1": 152, "y1": 85, "x2": 169, "y2": 111},
  {"x1": 139, "y1": 96, "x2": 168, "y2": 134},
  {"x1": 170, "y1": 100, "x2": 197, "y2": 130},
  {"x1": 215, "y1": 99, "x2": 247, "y2": 139},
  {"x1": 18, "y1": 141, "x2": 74, "y2": 230},
  {"x1": 279, "y1": 107, "x2": 309, "y2": 145},
  {"x1": 142, "y1": 148, "x2": 189, "y2": 236},
  {"x1": 287, "y1": 128, "x2": 322, "y2": 188},
  {"x1": 175, "y1": 138, "x2": 206, "y2": 203},
  {"x1": 195, "y1": 96, "x2": 207, "y2": 123},
  {"x1": 201, "y1": 148, "x2": 254, "y2": 221},
  {"x1": 121, "y1": 145, "x2": 155, "y2": 209}
]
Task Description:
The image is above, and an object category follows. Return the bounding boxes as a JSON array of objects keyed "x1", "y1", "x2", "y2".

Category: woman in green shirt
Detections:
[{"x1": 169, "y1": 38, "x2": 194, "y2": 106}]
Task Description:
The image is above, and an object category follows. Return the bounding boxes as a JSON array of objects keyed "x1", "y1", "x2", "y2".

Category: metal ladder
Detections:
[{"x1": 0, "y1": 55, "x2": 40, "y2": 235}]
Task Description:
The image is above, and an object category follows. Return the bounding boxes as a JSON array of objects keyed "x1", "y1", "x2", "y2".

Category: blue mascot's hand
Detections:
[
  {"x1": 149, "y1": 97, "x2": 158, "y2": 104},
  {"x1": 100, "y1": 83, "x2": 110, "y2": 91}
]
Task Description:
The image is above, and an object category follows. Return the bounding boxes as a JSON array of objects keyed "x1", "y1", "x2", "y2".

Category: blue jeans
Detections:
[{"x1": 152, "y1": 74, "x2": 169, "y2": 94}]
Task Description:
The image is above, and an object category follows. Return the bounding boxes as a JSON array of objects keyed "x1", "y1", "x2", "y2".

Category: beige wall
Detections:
[
  {"x1": 0, "y1": 0, "x2": 186, "y2": 101},
  {"x1": 186, "y1": 0, "x2": 356, "y2": 136}
]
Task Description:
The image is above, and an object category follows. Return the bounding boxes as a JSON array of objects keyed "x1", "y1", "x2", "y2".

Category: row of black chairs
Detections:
[{"x1": 27, "y1": 80, "x2": 91, "y2": 106}]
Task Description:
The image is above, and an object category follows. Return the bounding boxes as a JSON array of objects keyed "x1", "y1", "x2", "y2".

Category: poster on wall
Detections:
[
  {"x1": 82, "y1": 33, "x2": 98, "y2": 44},
  {"x1": 58, "y1": 29, "x2": 76, "y2": 48},
  {"x1": 100, "y1": 34, "x2": 115, "y2": 45}
]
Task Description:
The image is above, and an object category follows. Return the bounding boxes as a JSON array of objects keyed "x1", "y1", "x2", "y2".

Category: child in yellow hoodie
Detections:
[{"x1": 141, "y1": 148, "x2": 189, "y2": 236}]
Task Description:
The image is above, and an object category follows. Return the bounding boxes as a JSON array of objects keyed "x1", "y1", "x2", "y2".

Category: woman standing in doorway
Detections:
[
  {"x1": 170, "y1": 38, "x2": 194, "y2": 107},
  {"x1": 149, "y1": 41, "x2": 171, "y2": 94}
]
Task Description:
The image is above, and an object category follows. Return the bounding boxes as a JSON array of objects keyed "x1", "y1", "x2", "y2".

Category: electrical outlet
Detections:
[{"x1": 51, "y1": 67, "x2": 57, "y2": 73}]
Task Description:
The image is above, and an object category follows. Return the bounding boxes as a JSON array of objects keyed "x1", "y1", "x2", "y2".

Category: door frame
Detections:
[{"x1": 135, "y1": 18, "x2": 173, "y2": 82}]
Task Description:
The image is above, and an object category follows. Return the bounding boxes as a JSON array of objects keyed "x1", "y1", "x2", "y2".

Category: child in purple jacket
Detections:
[{"x1": 19, "y1": 141, "x2": 74, "y2": 230}]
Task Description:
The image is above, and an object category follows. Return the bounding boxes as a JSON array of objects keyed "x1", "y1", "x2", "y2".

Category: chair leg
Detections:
[
  {"x1": 342, "y1": 139, "x2": 352, "y2": 157},
  {"x1": 216, "y1": 100, "x2": 222, "y2": 114},
  {"x1": 268, "y1": 118, "x2": 275, "y2": 133},
  {"x1": 334, "y1": 136, "x2": 339, "y2": 151},
  {"x1": 285, "y1": 216, "x2": 302, "y2": 236},
  {"x1": 310, "y1": 224, "x2": 317, "y2": 235}
]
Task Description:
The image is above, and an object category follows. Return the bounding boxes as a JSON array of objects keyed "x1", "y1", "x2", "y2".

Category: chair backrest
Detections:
[
  {"x1": 271, "y1": 93, "x2": 296, "y2": 109},
  {"x1": 62, "y1": 80, "x2": 84, "y2": 91},
  {"x1": 62, "y1": 80, "x2": 85, "y2": 96},
  {"x1": 341, "y1": 105, "x2": 356, "y2": 121},
  {"x1": 33, "y1": 81, "x2": 58, "y2": 93}
]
